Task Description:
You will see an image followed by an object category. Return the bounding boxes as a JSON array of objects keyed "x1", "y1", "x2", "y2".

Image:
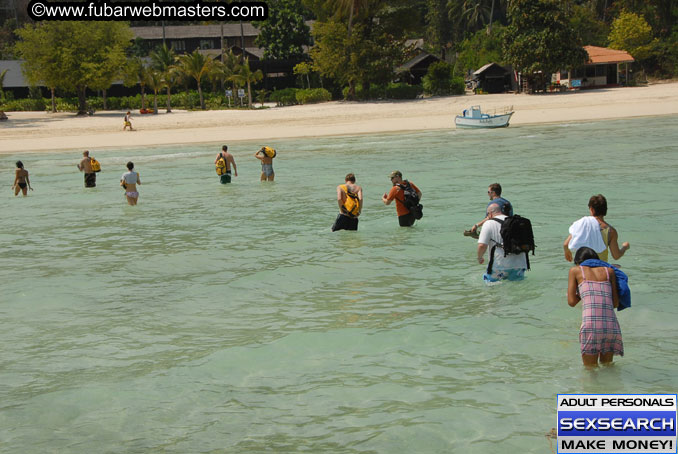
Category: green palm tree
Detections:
[
  {"x1": 230, "y1": 58, "x2": 263, "y2": 108},
  {"x1": 177, "y1": 50, "x2": 215, "y2": 110},
  {"x1": 0, "y1": 69, "x2": 7, "y2": 101},
  {"x1": 150, "y1": 44, "x2": 178, "y2": 112},
  {"x1": 124, "y1": 57, "x2": 150, "y2": 110},
  {"x1": 331, "y1": 0, "x2": 373, "y2": 99},
  {"x1": 461, "y1": 0, "x2": 491, "y2": 33},
  {"x1": 220, "y1": 49, "x2": 242, "y2": 98},
  {"x1": 145, "y1": 68, "x2": 165, "y2": 114}
]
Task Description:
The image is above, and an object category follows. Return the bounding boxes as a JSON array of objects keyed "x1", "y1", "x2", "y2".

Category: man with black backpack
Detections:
[
  {"x1": 382, "y1": 170, "x2": 422, "y2": 227},
  {"x1": 477, "y1": 203, "x2": 533, "y2": 282}
]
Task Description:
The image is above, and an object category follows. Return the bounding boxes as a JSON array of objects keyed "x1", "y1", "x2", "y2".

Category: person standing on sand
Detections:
[
  {"x1": 12, "y1": 161, "x2": 32, "y2": 196},
  {"x1": 120, "y1": 161, "x2": 141, "y2": 205},
  {"x1": 332, "y1": 173, "x2": 363, "y2": 231},
  {"x1": 255, "y1": 147, "x2": 275, "y2": 181},
  {"x1": 77, "y1": 150, "x2": 96, "y2": 188},
  {"x1": 215, "y1": 145, "x2": 238, "y2": 184},
  {"x1": 123, "y1": 111, "x2": 134, "y2": 131}
]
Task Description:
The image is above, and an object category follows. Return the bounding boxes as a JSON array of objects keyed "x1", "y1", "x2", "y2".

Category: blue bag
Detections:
[{"x1": 580, "y1": 259, "x2": 631, "y2": 311}]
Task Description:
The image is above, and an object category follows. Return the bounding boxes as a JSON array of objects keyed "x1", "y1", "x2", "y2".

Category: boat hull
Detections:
[{"x1": 455, "y1": 112, "x2": 513, "y2": 129}]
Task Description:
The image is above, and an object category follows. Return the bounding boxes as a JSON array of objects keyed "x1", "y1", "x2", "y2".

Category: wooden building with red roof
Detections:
[{"x1": 555, "y1": 46, "x2": 635, "y2": 88}]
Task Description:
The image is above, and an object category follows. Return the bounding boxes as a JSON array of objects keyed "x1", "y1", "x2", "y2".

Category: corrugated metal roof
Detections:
[
  {"x1": 474, "y1": 63, "x2": 494, "y2": 75},
  {"x1": 132, "y1": 23, "x2": 260, "y2": 40},
  {"x1": 584, "y1": 45, "x2": 634, "y2": 64},
  {"x1": 398, "y1": 52, "x2": 439, "y2": 71},
  {"x1": 0, "y1": 60, "x2": 27, "y2": 88}
]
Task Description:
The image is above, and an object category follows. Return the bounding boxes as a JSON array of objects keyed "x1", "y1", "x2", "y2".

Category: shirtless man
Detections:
[
  {"x1": 332, "y1": 173, "x2": 363, "y2": 231},
  {"x1": 12, "y1": 161, "x2": 32, "y2": 196},
  {"x1": 214, "y1": 145, "x2": 238, "y2": 184},
  {"x1": 255, "y1": 147, "x2": 275, "y2": 181},
  {"x1": 77, "y1": 150, "x2": 96, "y2": 188}
]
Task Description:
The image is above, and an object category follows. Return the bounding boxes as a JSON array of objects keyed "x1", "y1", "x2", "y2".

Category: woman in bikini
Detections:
[
  {"x1": 12, "y1": 161, "x2": 33, "y2": 196},
  {"x1": 120, "y1": 161, "x2": 141, "y2": 205},
  {"x1": 567, "y1": 247, "x2": 623, "y2": 367}
]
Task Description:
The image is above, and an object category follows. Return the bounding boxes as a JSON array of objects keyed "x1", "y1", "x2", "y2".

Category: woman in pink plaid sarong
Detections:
[{"x1": 567, "y1": 247, "x2": 624, "y2": 367}]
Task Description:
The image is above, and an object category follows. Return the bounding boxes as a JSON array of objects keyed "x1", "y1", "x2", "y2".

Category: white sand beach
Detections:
[{"x1": 2, "y1": 82, "x2": 678, "y2": 154}]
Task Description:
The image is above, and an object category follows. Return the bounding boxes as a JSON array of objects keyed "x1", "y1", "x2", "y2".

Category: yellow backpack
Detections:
[
  {"x1": 341, "y1": 184, "x2": 360, "y2": 217},
  {"x1": 216, "y1": 156, "x2": 227, "y2": 175},
  {"x1": 261, "y1": 146, "x2": 276, "y2": 158},
  {"x1": 90, "y1": 157, "x2": 101, "y2": 173}
]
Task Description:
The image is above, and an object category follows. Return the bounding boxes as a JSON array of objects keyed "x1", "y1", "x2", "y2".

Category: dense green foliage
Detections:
[
  {"x1": 422, "y1": 61, "x2": 465, "y2": 95},
  {"x1": 6, "y1": 0, "x2": 678, "y2": 111},
  {"x1": 0, "y1": 91, "x2": 262, "y2": 112},
  {"x1": 270, "y1": 87, "x2": 300, "y2": 106},
  {"x1": 341, "y1": 83, "x2": 423, "y2": 100},
  {"x1": 15, "y1": 21, "x2": 132, "y2": 114},
  {"x1": 609, "y1": 11, "x2": 659, "y2": 67},
  {"x1": 503, "y1": 0, "x2": 588, "y2": 83},
  {"x1": 254, "y1": 0, "x2": 311, "y2": 60},
  {"x1": 306, "y1": 0, "x2": 421, "y2": 99},
  {"x1": 295, "y1": 88, "x2": 332, "y2": 104},
  {"x1": 454, "y1": 24, "x2": 506, "y2": 76}
]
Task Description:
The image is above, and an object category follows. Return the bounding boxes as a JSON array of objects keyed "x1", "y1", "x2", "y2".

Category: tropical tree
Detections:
[
  {"x1": 608, "y1": 10, "x2": 659, "y2": 70},
  {"x1": 218, "y1": 50, "x2": 243, "y2": 98},
  {"x1": 426, "y1": 0, "x2": 453, "y2": 59},
  {"x1": 455, "y1": 24, "x2": 506, "y2": 75},
  {"x1": 150, "y1": 44, "x2": 178, "y2": 112},
  {"x1": 461, "y1": 0, "x2": 491, "y2": 32},
  {"x1": 254, "y1": 0, "x2": 311, "y2": 60},
  {"x1": 145, "y1": 68, "x2": 165, "y2": 114},
  {"x1": 0, "y1": 69, "x2": 7, "y2": 101},
  {"x1": 15, "y1": 21, "x2": 131, "y2": 115},
  {"x1": 330, "y1": 0, "x2": 372, "y2": 98},
  {"x1": 123, "y1": 57, "x2": 150, "y2": 110},
  {"x1": 503, "y1": 0, "x2": 588, "y2": 90},
  {"x1": 177, "y1": 50, "x2": 215, "y2": 109},
  {"x1": 230, "y1": 58, "x2": 263, "y2": 107},
  {"x1": 293, "y1": 61, "x2": 312, "y2": 88},
  {"x1": 256, "y1": 88, "x2": 269, "y2": 107}
]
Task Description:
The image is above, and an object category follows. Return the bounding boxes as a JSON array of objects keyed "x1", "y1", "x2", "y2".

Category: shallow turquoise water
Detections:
[{"x1": 1, "y1": 116, "x2": 678, "y2": 453}]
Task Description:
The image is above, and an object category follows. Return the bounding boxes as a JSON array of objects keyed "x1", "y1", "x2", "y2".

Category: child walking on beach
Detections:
[{"x1": 567, "y1": 247, "x2": 623, "y2": 367}]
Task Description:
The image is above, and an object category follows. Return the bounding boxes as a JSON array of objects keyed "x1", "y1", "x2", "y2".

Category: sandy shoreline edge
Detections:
[{"x1": 2, "y1": 83, "x2": 678, "y2": 154}]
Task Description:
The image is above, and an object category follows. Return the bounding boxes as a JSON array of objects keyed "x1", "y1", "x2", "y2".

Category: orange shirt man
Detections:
[{"x1": 382, "y1": 170, "x2": 422, "y2": 227}]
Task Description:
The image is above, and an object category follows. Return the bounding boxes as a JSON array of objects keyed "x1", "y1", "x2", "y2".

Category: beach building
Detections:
[
  {"x1": 471, "y1": 63, "x2": 515, "y2": 93},
  {"x1": 0, "y1": 59, "x2": 28, "y2": 98},
  {"x1": 396, "y1": 51, "x2": 441, "y2": 85},
  {"x1": 555, "y1": 46, "x2": 635, "y2": 89},
  {"x1": 131, "y1": 23, "x2": 260, "y2": 55}
]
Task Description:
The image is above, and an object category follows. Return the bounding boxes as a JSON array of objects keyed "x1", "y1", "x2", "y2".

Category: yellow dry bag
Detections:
[
  {"x1": 90, "y1": 157, "x2": 101, "y2": 173},
  {"x1": 261, "y1": 146, "x2": 276, "y2": 158},
  {"x1": 341, "y1": 184, "x2": 360, "y2": 217},
  {"x1": 216, "y1": 156, "x2": 227, "y2": 175}
]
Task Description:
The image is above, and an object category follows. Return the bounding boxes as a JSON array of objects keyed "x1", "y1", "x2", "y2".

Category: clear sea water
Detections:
[{"x1": 1, "y1": 116, "x2": 677, "y2": 453}]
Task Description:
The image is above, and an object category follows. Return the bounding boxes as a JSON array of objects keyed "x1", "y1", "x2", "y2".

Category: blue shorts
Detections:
[
  {"x1": 483, "y1": 268, "x2": 525, "y2": 282},
  {"x1": 261, "y1": 163, "x2": 274, "y2": 177}
]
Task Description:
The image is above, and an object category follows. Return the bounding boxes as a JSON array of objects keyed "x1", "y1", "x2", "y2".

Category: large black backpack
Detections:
[
  {"x1": 486, "y1": 215, "x2": 535, "y2": 273},
  {"x1": 397, "y1": 181, "x2": 423, "y2": 219}
]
